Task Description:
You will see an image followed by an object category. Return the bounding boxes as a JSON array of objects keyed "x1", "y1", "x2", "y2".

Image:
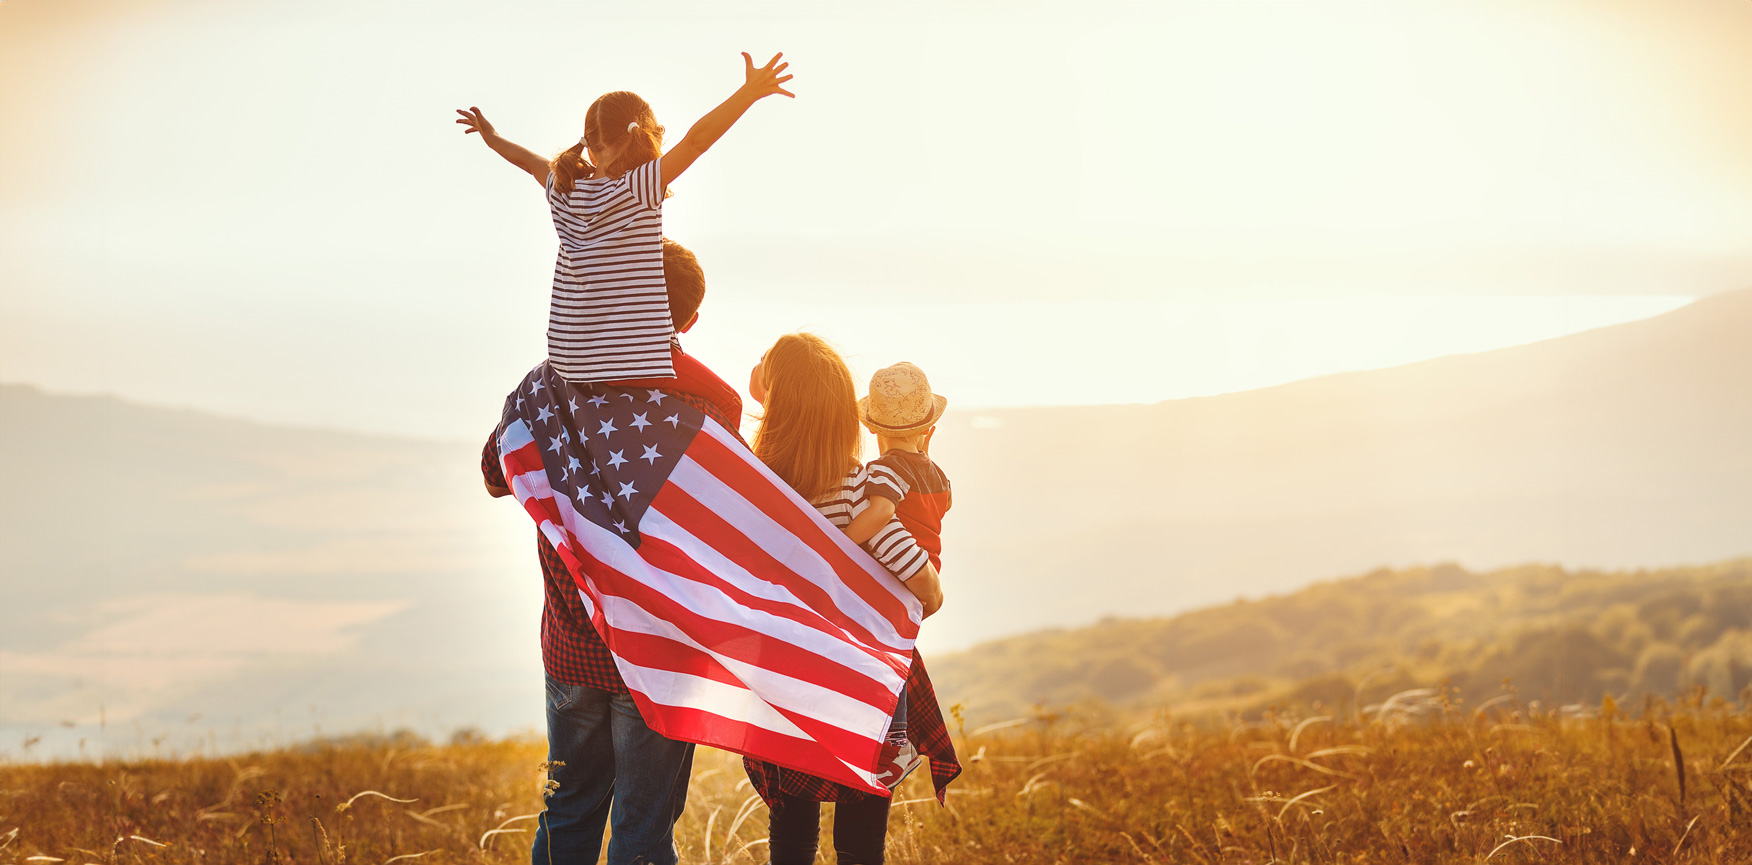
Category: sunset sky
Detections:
[{"x1": 2, "y1": 0, "x2": 1750, "y2": 437}]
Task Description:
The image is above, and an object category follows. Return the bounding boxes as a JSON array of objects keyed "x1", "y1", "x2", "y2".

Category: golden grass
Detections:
[{"x1": 3, "y1": 694, "x2": 1749, "y2": 864}]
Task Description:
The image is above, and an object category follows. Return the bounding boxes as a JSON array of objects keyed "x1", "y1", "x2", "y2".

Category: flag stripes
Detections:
[{"x1": 496, "y1": 386, "x2": 921, "y2": 795}]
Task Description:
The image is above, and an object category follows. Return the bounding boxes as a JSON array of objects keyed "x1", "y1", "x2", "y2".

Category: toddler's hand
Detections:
[
  {"x1": 455, "y1": 107, "x2": 497, "y2": 137},
  {"x1": 740, "y1": 52, "x2": 795, "y2": 100}
]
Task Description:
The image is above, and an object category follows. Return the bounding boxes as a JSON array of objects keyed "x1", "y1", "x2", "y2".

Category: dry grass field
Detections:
[{"x1": 3, "y1": 693, "x2": 1749, "y2": 864}]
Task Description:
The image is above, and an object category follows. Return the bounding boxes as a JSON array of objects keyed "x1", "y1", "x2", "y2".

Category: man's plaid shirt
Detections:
[{"x1": 481, "y1": 347, "x2": 744, "y2": 692}]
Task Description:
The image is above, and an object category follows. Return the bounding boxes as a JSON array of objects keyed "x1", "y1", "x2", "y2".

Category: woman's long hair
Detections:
[
  {"x1": 752, "y1": 333, "x2": 862, "y2": 502},
  {"x1": 550, "y1": 90, "x2": 665, "y2": 195}
]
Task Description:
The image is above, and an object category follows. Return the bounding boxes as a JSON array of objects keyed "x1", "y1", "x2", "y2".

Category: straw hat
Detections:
[{"x1": 858, "y1": 362, "x2": 948, "y2": 436}]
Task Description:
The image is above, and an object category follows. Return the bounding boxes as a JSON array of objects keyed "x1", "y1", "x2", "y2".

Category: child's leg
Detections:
[
  {"x1": 886, "y1": 691, "x2": 909, "y2": 743},
  {"x1": 831, "y1": 796, "x2": 895, "y2": 865},
  {"x1": 766, "y1": 793, "x2": 822, "y2": 865}
]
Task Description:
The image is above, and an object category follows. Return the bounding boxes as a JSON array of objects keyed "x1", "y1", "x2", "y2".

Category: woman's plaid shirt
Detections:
[{"x1": 745, "y1": 653, "x2": 962, "y2": 805}]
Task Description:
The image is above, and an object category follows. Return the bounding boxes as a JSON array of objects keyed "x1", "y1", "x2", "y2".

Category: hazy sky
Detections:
[{"x1": 2, "y1": 0, "x2": 1750, "y2": 436}]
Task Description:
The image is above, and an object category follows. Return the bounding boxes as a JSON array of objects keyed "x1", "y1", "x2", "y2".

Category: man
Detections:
[{"x1": 482, "y1": 239, "x2": 741, "y2": 865}]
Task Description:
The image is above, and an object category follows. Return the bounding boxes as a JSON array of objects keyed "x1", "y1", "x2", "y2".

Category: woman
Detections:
[{"x1": 743, "y1": 333, "x2": 959, "y2": 865}]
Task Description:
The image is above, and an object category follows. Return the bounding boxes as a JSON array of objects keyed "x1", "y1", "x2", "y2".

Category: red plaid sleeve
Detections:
[
  {"x1": 481, "y1": 434, "x2": 507, "y2": 489},
  {"x1": 483, "y1": 433, "x2": 626, "y2": 693},
  {"x1": 481, "y1": 352, "x2": 747, "y2": 695},
  {"x1": 536, "y1": 533, "x2": 627, "y2": 692}
]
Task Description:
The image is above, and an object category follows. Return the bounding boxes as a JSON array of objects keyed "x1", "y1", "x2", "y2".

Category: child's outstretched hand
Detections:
[
  {"x1": 455, "y1": 107, "x2": 550, "y2": 186},
  {"x1": 455, "y1": 107, "x2": 496, "y2": 137},
  {"x1": 740, "y1": 52, "x2": 795, "y2": 100},
  {"x1": 661, "y1": 53, "x2": 795, "y2": 186}
]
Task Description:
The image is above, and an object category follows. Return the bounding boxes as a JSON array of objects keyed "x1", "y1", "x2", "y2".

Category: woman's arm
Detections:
[
  {"x1": 660, "y1": 52, "x2": 795, "y2": 188},
  {"x1": 456, "y1": 107, "x2": 551, "y2": 187}
]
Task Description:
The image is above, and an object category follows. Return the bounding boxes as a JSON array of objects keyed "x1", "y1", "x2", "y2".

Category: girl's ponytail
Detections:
[
  {"x1": 622, "y1": 122, "x2": 662, "y2": 174},
  {"x1": 549, "y1": 140, "x2": 590, "y2": 196}
]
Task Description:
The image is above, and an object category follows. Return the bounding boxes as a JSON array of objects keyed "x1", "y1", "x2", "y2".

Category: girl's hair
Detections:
[
  {"x1": 550, "y1": 91, "x2": 665, "y2": 195},
  {"x1": 752, "y1": 333, "x2": 862, "y2": 502}
]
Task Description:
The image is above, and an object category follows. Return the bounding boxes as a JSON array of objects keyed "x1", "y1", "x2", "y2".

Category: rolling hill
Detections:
[
  {"x1": 928, "y1": 556, "x2": 1752, "y2": 723},
  {"x1": 922, "y1": 287, "x2": 1752, "y2": 646},
  {"x1": 2, "y1": 288, "x2": 1748, "y2": 755}
]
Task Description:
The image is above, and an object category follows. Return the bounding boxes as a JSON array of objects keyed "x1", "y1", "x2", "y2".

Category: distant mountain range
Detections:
[{"x1": 2, "y1": 289, "x2": 1748, "y2": 755}]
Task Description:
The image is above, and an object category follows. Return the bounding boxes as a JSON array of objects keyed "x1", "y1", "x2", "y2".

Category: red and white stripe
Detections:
[{"x1": 499, "y1": 416, "x2": 921, "y2": 794}]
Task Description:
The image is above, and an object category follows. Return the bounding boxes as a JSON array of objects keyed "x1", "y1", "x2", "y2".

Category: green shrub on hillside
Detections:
[{"x1": 934, "y1": 558, "x2": 1752, "y2": 722}]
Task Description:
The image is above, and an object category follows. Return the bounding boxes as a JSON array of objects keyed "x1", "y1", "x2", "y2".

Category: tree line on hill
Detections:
[{"x1": 932, "y1": 558, "x2": 1752, "y2": 722}]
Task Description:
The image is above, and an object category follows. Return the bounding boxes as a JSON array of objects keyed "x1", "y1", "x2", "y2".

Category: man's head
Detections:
[{"x1": 663, "y1": 238, "x2": 705, "y2": 334}]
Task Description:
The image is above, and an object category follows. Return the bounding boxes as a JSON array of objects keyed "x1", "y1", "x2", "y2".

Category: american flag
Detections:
[{"x1": 495, "y1": 362, "x2": 921, "y2": 795}]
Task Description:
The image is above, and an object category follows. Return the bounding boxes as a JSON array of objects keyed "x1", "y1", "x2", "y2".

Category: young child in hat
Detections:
[
  {"x1": 843, "y1": 361, "x2": 953, "y2": 570},
  {"x1": 843, "y1": 362, "x2": 952, "y2": 783}
]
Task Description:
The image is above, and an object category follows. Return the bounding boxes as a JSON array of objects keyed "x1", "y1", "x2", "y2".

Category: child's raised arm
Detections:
[
  {"x1": 661, "y1": 52, "x2": 795, "y2": 188},
  {"x1": 455, "y1": 107, "x2": 551, "y2": 187}
]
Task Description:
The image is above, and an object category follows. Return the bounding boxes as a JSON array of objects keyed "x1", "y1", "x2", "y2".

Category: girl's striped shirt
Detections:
[{"x1": 544, "y1": 158, "x2": 674, "y2": 382}]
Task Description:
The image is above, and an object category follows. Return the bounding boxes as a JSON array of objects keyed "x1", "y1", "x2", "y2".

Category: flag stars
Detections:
[{"x1": 504, "y1": 379, "x2": 703, "y2": 552}]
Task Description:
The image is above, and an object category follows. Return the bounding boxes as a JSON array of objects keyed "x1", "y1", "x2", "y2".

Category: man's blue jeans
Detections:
[{"x1": 532, "y1": 676, "x2": 694, "y2": 865}]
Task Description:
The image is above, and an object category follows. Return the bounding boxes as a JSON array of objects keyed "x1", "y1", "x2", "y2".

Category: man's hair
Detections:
[{"x1": 663, "y1": 238, "x2": 706, "y2": 329}]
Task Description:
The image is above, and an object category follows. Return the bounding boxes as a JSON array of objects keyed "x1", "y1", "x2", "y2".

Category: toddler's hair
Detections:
[
  {"x1": 753, "y1": 334, "x2": 862, "y2": 501},
  {"x1": 550, "y1": 91, "x2": 665, "y2": 195},
  {"x1": 662, "y1": 238, "x2": 705, "y2": 329},
  {"x1": 875, "y1": 431, "x2": 931, "y2": 450}
]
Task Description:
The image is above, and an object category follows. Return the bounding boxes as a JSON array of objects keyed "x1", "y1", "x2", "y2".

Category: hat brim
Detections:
[{"x1": 858, "y1": 394, "x2": 948, "y2": 436}]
